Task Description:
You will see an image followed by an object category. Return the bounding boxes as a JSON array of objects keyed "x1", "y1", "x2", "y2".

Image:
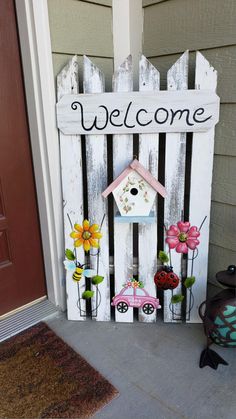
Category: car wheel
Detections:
[
  {"x1": 142, "y1": 303, "x2": 154, "y2": 315},
  {"x1": 117, "y1": 301, "x2": 128, "y2": 313}
]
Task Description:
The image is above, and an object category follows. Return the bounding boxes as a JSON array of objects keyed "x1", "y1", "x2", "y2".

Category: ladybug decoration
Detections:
[{"x1": 154, "y1": 266, "x2": 179, "y2": 290}]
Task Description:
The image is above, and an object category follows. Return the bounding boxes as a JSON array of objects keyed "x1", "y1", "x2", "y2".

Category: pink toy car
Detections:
[{"x1": 111, "y1": 286, "x2": 161, "y2": 315}]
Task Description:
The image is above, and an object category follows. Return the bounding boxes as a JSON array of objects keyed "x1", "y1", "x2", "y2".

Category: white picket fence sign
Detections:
[{"x1": 57, "y1": 51, "x2": 218, "y2": 323}]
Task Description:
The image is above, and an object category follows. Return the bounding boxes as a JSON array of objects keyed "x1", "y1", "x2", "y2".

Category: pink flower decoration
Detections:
[
  {"x1": 166, "y1": 221, "x2": 200, "y2": 254},
  {"x1": 126, "y1": 281, "x2": 132, "y2": 288}
]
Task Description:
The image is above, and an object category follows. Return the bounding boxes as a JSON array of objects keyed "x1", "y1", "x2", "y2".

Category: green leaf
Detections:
[
  {"x1": 158, "y1": 250, "x2": 169, "y2": 264},
  {"x1": 139, "y1": 281, "x2": 144, "y2": 288},
  {"x1": 171, "y1": 294, "x2": 184, "y2": 304},
  {"x1": 82, "y1": 290, "x2": 95, "y2": 299},
  {"x1": 184, "y1": 276, "x2": 196, "y2": 288},
  {"x1": 91, "y1": 275, "x2": 104, "y2": 285},
  {"x1": 65, "y1": 249, "x2": 76, "y2": 260}
]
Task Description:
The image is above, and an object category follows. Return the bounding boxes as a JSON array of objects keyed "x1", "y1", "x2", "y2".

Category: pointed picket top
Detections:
[
  {"x1": 164, "y1": 50, "x2": 189, "y2": 323},
  {"x1": 186, "y1": 51, "x2": 218, "y2": 323},
  {"x1": 57, "y1": 55, "x2": 79, "y2": 101},
  {"x1": 83, "y1": 55, "x2": 105, "y2": 93},
  {"x1": 138, "y1": 54, "x2": 160, "y2": 323},
  {"x1": 113, "y1": 55, "x2": 133, "y2": 92},
  {"x1": 139, "y1": 55, "x2": 160, "y2": 91},
  {"x1": 167, "y1": 50, "x2": 189, "y2": 91},
  {"x1": 195, "y1": 51, "x2": 217, "y2": 91}
]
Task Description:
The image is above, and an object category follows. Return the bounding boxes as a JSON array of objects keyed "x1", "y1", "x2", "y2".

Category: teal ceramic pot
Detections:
[
  {"x1": 200, "y1": 288, "x2": 236, "y2": 347},
  {"x1": 199, "y1": 265, "x2": 236, "y2": 368}
]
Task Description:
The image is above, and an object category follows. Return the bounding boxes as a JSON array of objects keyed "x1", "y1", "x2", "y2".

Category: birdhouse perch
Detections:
[{"x1": 102, "y1": 159, "x2": 167, "y2": 223}]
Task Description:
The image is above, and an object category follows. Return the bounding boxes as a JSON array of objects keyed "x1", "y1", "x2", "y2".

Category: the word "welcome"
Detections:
[{"x1": 57, "y1": 90, "x2": 220, "y2": 135}]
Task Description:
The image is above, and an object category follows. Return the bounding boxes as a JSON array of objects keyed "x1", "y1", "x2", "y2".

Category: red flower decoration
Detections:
[{"x1": 166, "y1": 221, "x2": 200, "y2": 254}]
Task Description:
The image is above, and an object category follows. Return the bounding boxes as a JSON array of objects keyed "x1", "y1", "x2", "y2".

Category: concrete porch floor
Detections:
[{"x1": 46, "y1": 313, "x2": 236, "y2": 419}]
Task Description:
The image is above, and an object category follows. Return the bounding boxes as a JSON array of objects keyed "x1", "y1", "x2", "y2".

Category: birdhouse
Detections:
[{"x1": 102, "y1": 159, "x2": 167, "y2": 223}]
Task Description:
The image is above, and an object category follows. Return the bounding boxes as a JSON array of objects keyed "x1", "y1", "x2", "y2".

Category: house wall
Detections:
[
  {"x1": 143, "y1": 0, "x2": 236, "y2": 279},
  {"x1": 47, "y1": 0, "x2": 113, "y2": 90}
]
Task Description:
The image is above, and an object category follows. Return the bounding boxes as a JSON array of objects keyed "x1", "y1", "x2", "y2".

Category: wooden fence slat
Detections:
[
  {"x1": 164, "y1": 51, "x2": 189, "y2": 322},
  {"x1": 113, "y1": 56, "x2": 134, "y2": 323},
  {"x1": 57, "y1": 56, "x2": 86, "y2": 320},
  {"x1": 84, "y1": 56, "x2": 110, "y2": 321},
  {"x1": 187, "y1": 52, "x2": 217, "y2": 322},
  {"x1": 138, "y1": 55, "x2": 160, "y2": 322}
]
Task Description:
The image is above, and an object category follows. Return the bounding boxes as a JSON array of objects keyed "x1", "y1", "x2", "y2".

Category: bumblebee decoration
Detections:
[
  {"x1": 64, "y1": 258, "x2": 96, "y2": 282},
  {"x1": 154, "y1": 266, "x2": 180, "y2": 290},
  {"x1": 72, "y1": 264, "x2": 84, "y2": 282}
]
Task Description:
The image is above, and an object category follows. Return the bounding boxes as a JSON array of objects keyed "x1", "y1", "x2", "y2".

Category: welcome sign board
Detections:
[{"x1": 57, "y1": 90, "x2": 220, "y2": 135}]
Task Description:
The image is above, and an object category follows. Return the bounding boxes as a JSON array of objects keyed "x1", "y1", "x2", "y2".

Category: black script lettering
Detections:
[
  {"x1": 136, "y1": 109, "x2": 152, "y2": 126},
  {"x1": 110, "y1": 109, "x2": 123, "y2": 127},
  {"x1": 154, "y1": 108, "x2": 169, "y2": 124},
  {"x1": 193, "y1": 108, "x2": 212, "y2": 124},
  {"x1": 124, "y1": 102, "x2": 135, "y2": 129},
  {"x1": 71, "y1": 101, "x2": 108, "y2": 131},
  {"x1": 170, "y1": 109, "x2": 194, "y2": 126}
]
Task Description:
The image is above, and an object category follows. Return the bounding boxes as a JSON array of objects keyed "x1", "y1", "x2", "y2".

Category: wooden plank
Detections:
[
  {"x1": 83, "y1": 56, "x2": 110, "y2": 321},
  {"x1": 57, "y1": 56, "x2": 85, "y2": 320},
  {"x1": 57, "y1": 90, "x2": 219, "y2": 135},
  {"x1": 212, "y1": 155, "x2": 236, "y2": 205},
  {"x1": 149, "y1": 46, "x2": 236, "y2": 104},
  {"x1": 187, "y1": 52, "x2": 217, "y2": 322},
  {"x1": 143, "y1": 0, "x2": 236, "y2": 57},
  {"x1": 48, "y1": 0, "x2": 113, "y2": 57},
  {"x1": 210, "y1": 202, "x2": 236, "y2": 252},
  {"x1": 138, "y1": 55, "x2": 160, "y2": 322},
  {"x1": 164, "y1": 51, "x2": 188, "y2": 322},
  {"x1": 52, "y1": 54, "x2": 113, "y2": 91},
  {"x1": 113, "y1": 56, "x2": 133, "y2": 323}
]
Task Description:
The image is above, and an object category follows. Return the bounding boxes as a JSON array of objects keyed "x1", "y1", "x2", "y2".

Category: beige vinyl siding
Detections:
[
  {"x1": 144, "y1": 0, "x2": 236, "y2": 56},
  {"x1": 143, "y1": 0, "x2": 236, "y2": 278},
  {"x1": 82, "y1": 0, "x2": 112, "y2": 6},
  {"x1": 48, "y1": 0, "x2": 113, "y2": 90}
]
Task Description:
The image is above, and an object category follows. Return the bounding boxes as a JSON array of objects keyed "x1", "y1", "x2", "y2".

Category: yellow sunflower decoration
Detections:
[{"x1": 70, "y1": 219, "x2": 102, "y2": 252}]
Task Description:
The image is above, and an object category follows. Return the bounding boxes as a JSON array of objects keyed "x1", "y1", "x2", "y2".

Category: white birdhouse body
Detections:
[{"x1": 112, "y1": 170, "x2": 156, "y2": 217}]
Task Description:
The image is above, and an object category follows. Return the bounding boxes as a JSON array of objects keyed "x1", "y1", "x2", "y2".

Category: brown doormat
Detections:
[{"x1": 0, "y1": 322, "x2": 118, "y2": 418}]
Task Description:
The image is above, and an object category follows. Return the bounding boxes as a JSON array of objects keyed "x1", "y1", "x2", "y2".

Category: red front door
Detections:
[{"x1": 0, "y1": 0, "x2": 47, "y2": 316}]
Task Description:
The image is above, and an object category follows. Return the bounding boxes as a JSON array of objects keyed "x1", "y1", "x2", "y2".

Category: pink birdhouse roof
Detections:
[{"x1": 102, "y1": 159, "x2": 167, "y2": 198}]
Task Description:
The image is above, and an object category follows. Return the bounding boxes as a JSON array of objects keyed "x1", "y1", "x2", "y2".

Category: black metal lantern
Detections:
[{"x1": 199, "y1": 265, "x2": 236, "y2": 369}]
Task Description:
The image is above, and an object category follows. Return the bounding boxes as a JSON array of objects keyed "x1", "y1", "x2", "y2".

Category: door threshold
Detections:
[
  {"x1": 0, "y1": 299, "x2": 58, "y2": 342},
  {"x1": 0, "y1": 296, "x2": 47, "y2": 321}
]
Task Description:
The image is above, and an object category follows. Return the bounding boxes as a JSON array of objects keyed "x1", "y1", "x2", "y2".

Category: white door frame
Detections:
[{"x1": 15, "y1": 0, "x2": 65, "y2": 310}]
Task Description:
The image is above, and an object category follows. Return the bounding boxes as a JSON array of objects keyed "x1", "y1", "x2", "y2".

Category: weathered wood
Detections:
[
  {"x1": 143, "y1": 0, "x2": 236, "y2": 57},
  {"x1": 164, "y1": 51, "x2": 188, "y2": 322},
  {"x1": 52, "y1": 54, "x2": 113, "y2": 92},
  {"x1": 187, "y1": 52, "x2": 217, "y2": 323},
  {"x1": 48, "y1": 0, "x2": 113, "y2": 57},
  {"x1": 113, "y1": 56, "x2": 134, "y2": 323},
  {"x1": 57, "y1": 90, "x2": 219, "y2": 135},
  {"x1": 138, "y1": 55, "x2": 160, "y2": 322},
  {"x1": 57, "y1": 56, "x2": 85, "y2": 320},
  {"x1": 149, "y1": 46, "x2": 236, "y2": 104},
  {"x1": 83, "y1": 56, "x2": 110, "y2": 321}
]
